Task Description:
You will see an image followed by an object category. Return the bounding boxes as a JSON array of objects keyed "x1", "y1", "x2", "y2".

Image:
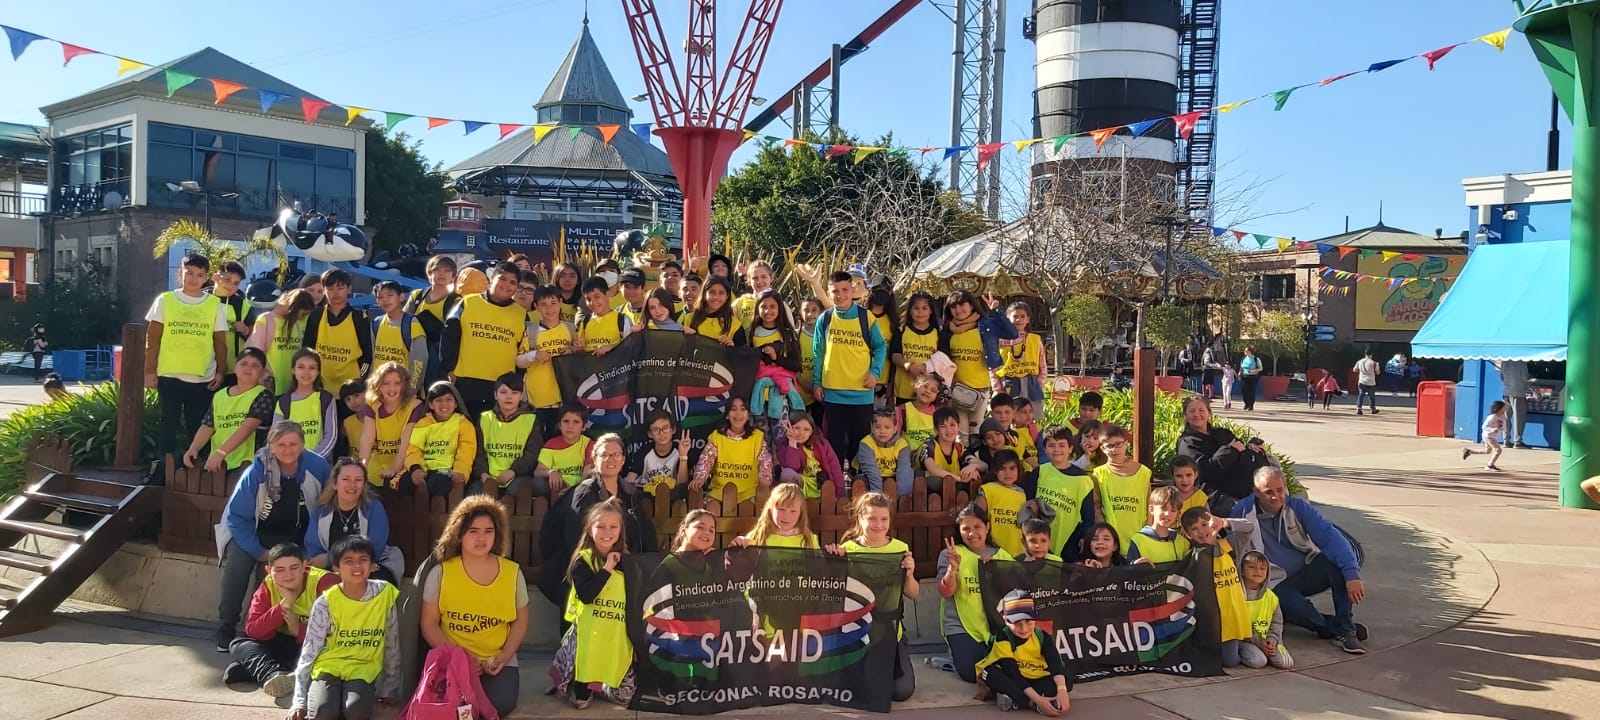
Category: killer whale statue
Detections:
[{"x1": 255, "y1": 204, "x2": 369, "y2": 263}]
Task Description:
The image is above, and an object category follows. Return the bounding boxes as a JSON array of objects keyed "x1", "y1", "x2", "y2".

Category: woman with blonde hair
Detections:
[
  {"x1": 419, "y1": 495, "x2": 528, "y2": 718},
  {"x1": 305, "y1": 457, "x2": 398, "y2": 583},
  {"x1": 538, "y1": 433, "x2": 657, "y2": 616}
]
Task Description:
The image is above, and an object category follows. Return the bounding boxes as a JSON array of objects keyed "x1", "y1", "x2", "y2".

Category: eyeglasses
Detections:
[
  {"x1": 1101, "y1": 441, "x2": 1128, "y2": 451},
  {"x1": 649, "y1": 425, "x2": 674, "y2": 434},
  {"x1": 516, "y1": 287, "x2": 537, "y2": 295},
  {"x1": 597, "y1": 451, "x2": 625, "y2": 459}
]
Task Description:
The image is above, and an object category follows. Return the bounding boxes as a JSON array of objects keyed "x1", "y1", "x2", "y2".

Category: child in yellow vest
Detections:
[
  {"x1": 1027, "y1": 425, "x2": 1098, "y2": 561},
  {"x1": 1239, "y1": 550, "x2": 1294, "y2": 669},
  {"x1": 922, "y1": 407, "x2": 968, "y2": 494},
  {"x1": 857, "y1": 406, "x2": 915, "y2": 495},
  {"x1": 473, "y1": 373, "x2": 545, "y2": 498},
  {"x1": 303, "y1": 268, "x2": 372, "y2": 392},
  {"x1": 552, "y1": 498, "x2": 636, "y2": 709},
  {"x1": 689, "y1": 397, "x2": 771, "y2": 512},
  {"x1": 976, "y1": 590, "x2": 1071, "y2": 715},
  {"x1": 403, "y1": 381, "x2": 478, "y2": 498},
  {"x1": 536, "y1": 404, "x2": 593, "y2": 497},
  {"x1": 731, "y1": 483, "x2": 819, "y2": 549},
  {"x1": 1170, "y1": 455, "x2": 1209, "y2": 516},
  {"x1": 337, "y1": 379, "x2": 366, "y2": 460},
  {"x1": 1127, "y1": 486, "x2": 1192, "y2": 565},
  {"x1": 518, "y1": 285, "x2": 577, "y2": 438},
  {"x1": 988, "y1": 393, "x2": 1038, "y2": 472},
  {"x1": 976, "y1": 449, "x2": 1027, "y2": 557},
  {"x1": 272, "y1": 349, "x2": 338, "y2": 461},
  {"x1": 576, "y1": 277, "x2": 631, "y2": 357},
  {"x1": 827, "y1": 491, "x2": 919, "y2": 702},
  {"x1": 357, "y1": 363, "x2": 424, "y2": 489},
  {"x1": 1018, "y1": 518, "x2": 1062, "y2": 563},
  {"x1": 1091, "y1": 423, "x2": 1151, "y2": 556},
  {"x1": 900, "y1": 373, "x2": 943, "y2": 455},
  {"x1": 183, "y1": 347, "x2": 274, "y2": 473},
  {"x1": 224, "y1": 542, "x2": 340, "y2": 697},
  {"x1": 1180, "y1": 506, "x2": 1257, "y2": 669},
  {"x1": 370, "y1": 280, "x2": 429, "y2": 390},
  {"x1": 288, "y1": 536, "x2": 399, "y2": 720}
]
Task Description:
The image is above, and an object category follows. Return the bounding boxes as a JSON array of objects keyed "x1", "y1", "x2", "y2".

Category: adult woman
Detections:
[
  {"x1": 936, "y1": 504, "x2": 1010, "y2": 683},
  {"x1": 891, "y1": 291, "x2": 940, "y2": 404},
  {"x1": 537, "y1": 434, "x2": 658, "y2": 610},
  {"x1": 184, "y1": 348, "x2": 274, "y2": 473},
  {"x1": 1173, "y1": 396, "x2": 1269, "y2": 514},
  {"x1": 937, "y1": 291, "x2": 1018, "y2": 437},
  {"x1": 305, "y1": 458, "x2": 398, "y2": 583},
  {"x1": 1239, "y1": 346, "x2": 1264, "y2": 411},
  {"x1": 247, "y1": 289, "x2": 317, "y2": 395},
  {"x1": 690, "y1": 397, "x2": 772, "y2": 511},
  {"x1": 420, "y1": 496, "x2": 529, "y2": 718},
  {"x1": 217, "y1": 421, "x2": 332, "y2": 652}
]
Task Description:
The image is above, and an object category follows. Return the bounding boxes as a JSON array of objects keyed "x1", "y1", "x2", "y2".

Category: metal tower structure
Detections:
[
  {"x1": 1176, "y1": 0, "x2": 1220, "y2": 223},
  {"x1": 620, "y1": 0, "x2": 784, "y2": 256},
  {"x1": 789, "y1": 45, "x2": 841, "y2": 140},
  {"x1": 932, "y1": 0, "x2": 1005, "y2": 218}
]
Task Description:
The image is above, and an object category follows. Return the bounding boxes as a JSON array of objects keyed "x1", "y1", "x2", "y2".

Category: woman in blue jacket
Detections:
[
  {"x1": 938, "y1": 291, "x2": 1018, "y2": 438},
  {"x1": 216, "y1": 420, "x2": 332, "y2": 653},
  {"x1": 305, "y1": 457, "x2": 397, "y2": 584}
]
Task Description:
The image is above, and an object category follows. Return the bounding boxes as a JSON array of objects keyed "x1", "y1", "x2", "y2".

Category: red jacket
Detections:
[{"x1": 243, "y1": 569, "x2": 341, "y2": 642}]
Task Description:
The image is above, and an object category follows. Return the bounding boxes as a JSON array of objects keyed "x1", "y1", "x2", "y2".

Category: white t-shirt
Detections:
[
  {"x1": 1354, "y1": 358, "x2": 1379, "y2": 386},
  {"x1": 1481, "y1": 413, "x2": 1506, "y2": 443},
  {"x1": 144, "y1": 290, "x2": 229, "y2": 383},
  {"x1": 635, "y1": 446, "x2": 680, "y2": 492}
]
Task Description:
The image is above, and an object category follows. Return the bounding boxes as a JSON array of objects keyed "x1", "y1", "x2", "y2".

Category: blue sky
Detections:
[{"x1": 0, "y1": 0, "x2": 1561, "y2": 240}]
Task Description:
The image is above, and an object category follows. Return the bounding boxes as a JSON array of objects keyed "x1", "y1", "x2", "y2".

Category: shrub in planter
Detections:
[
  {"x1": 1042, "y1": 388, "x2": 1302, "y2": 494},
  {"x1": 0, "y1": 382, "x2": 158, "y2": 500}
]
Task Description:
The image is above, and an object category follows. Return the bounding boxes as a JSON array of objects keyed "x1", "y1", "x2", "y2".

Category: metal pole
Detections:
[
  {"x1": 829, "y1": 43, "x2": 842, "y2": 136},
  {"x1": 1550, "y1": 91, "x2": 1562, "y2": 172},
  {"x1": 1304, "y1": 265, "x2": 1314, "y2": 409},
  {"x1": 203, "y1": 193, "x2": 212, "y2": 234},
  {"x1": 987, "y1": 0, "x2": 1006, "y2": 218},
  {"x1": 949, "y1": 0, "x2": 967, "y2": 193}
]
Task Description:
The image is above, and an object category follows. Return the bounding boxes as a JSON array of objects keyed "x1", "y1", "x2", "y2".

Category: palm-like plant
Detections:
[{"x1": 151, "y1": 219, "x2": 289, "y2": 283}]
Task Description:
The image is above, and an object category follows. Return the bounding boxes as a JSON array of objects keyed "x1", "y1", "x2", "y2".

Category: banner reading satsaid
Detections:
[
  {"x1": 553, "y1": 330, "x2": 758, "y2": 452},
  {"x1": 1355, "y1": 253, "x2": 1459, "y2": 330},
  {"x1": 981, "y1": 556, "x2": 1223, "y2": 683},
  {"x1": 623, "y1": 548, "x2": 905, "y2": 715}
]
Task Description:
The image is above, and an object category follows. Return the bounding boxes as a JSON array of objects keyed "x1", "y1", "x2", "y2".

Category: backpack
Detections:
[
  {"x1": 399, "y1": 644, "x2": 500, "y2": 720},
  {"x1": 372, "y1": 313, "x2": 419, "y2": 350},
  {"x1": 817, "y1": 306, "x2": 873, "y2": 348}
]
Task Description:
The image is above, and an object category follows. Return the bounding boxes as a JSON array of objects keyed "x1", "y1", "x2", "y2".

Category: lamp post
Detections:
[
  {"x1": 1296, "y1": 260, "x2": 1319, "y2": 408},
  {"x1": 1146, "y1": 216, "x2": 1188, "y2": 300},
  {"x1": 166, "y1": 180, "x2": 239, "y2": 234}
]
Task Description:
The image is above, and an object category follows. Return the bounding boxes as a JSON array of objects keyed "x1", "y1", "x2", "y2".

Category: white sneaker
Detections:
[
  {"x1": 996, "y1": 694, "x2": 1016, "y2": 712},
  {"x1": 263, "y1": 672, "x2": 294, "y2": 698}
]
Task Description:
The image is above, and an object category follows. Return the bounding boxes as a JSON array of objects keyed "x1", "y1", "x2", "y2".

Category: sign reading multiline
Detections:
[
  {"x1": 979, "y1": 556, "x2": 1224, "y2": 683},
  {"x1": 624, "y1": 548, "x2": 907, "y2": 714}
]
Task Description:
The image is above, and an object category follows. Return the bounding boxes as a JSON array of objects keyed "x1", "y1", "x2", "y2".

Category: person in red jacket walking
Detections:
[{"x1": 224, "y1": 542, "x2": 340, "y2": 697}]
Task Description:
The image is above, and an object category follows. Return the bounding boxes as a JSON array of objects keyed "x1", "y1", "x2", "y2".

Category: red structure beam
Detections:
[
  {"x1": 684, "y1": 0, "x2": 718, "y2": 125},
  {"x1": 621, "y1": 0, "x2": 688, "y2": 126},
  {"x1": 712, "y1": 0, "x2": 783, "y2": 130},
  {"x1": 743, "y1": 0, "x2": 920, "y2": 133}
]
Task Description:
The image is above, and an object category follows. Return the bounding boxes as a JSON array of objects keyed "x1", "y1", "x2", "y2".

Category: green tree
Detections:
[
  {"x1": 1059, "y1": 295, "x2": 1112, "y2": 376},
  {"x1": 0, "y1": 259, "x2": 124, "y2": 349},
  {"x1": 1145, "y1": 304, "x2": 1190, "y2": 376},
  {"x1": 364, "y1": 128, "x2": 451, "y2": 255},
  {"x1": 151, "y1": 219, "x2": 288, "y2": 283},
  {"x1": 1249, "y1": 310, "x2": 1306, "y2": 375}
]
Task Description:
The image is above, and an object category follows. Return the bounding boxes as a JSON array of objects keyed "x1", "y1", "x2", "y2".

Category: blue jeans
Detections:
[
  {"x1": 1272, "y1": 554, "x2": 1355, "y2": 639},
  {"x1": 1356, "y1": 383, "x2": 1378, "y2": 412}
]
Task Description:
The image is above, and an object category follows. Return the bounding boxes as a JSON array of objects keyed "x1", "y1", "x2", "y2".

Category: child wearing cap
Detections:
[
  {"x1": 617, "y1": 268, "x2": 648, "y2": 326},
  {"x1": 976, "y1": 590, "x2": 1071, "y2": 716}
]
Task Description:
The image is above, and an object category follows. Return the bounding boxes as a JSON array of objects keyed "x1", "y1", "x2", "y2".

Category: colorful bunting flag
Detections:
[
  {"x1": 384, "y1": 112, "x2": 413, "y2": 129},
  {"x1": 1013, "y1": 138, "x2": 1042, "y2": 153},
  {"x1": 1254, "y1": 235, "x2": 1270, "y2": 249},
  {"x1": 1381, "y1": 250, "x2": 1399, "y2": 261},
  {"x1": 497, "y1": 123, "x2": 522, "y2": 139},
  {"x1": 427, "y1": 117, "x2": 451, "y2": 130},
  {"x1": 916, "y1": 147, "x2": 939, "y2": 155},
  {"x1": 1320, "y1": 71, "x2": 1357, "y2": 86},
  {"x1": 853, "y1": 146, "x2": 885, "y2": 164},
  {"x1": 59, "y1": 42, "x2": 95, "y2": 66},
  {"x1": 568, "y1": 126, "x2": 586, "y2": 140},
  {"x1": 1367, "y1": 58, "x2": 1409, "y2": 73},
  {"x1": 597, "y1": 124, "x2": 624, "y2": 143},
  {"x1": 345, "y1": 106, "x2": 369, "y2": 126},
  {"x1": 943, "y1": 146, "x2": 970, "y2": 160},
  {"x1": 1127, "y1": 118, "x2": 1163, "y2": 137},
  {"x1": 115, "y1": 57, "x2": 145, "y2": 75},
  {"x1": 1270, "y1": 87, "x2": 1299, "y2": 111},
  {"x1": 632, "y1": 123, "x2": 654, "y2": 143},
  {"x1": 1338, "y1": 246, "x2": 1355, "y2": 259},
  {"x1": 532, "y1": 124, "x2": 557, "y2": 143},
  {"x1": 258, "y1": 90, "x2": 289, "y2": 113},
  {"x1": 462, "y1": 121, "x2": 487, "y2": 135},
  {"x1": 3, "y1": 26, "x2": 43, "y2": 61},
  {"x1": 1211, "y1": 226, "x2": 1228, "y2": 237},
  {"x1": 300, "y1": 98, "x2": 332, "y2": 124},
  {"x1": 1089, "y1": 127, "x2": 1119, "y2": 150},
  {"x1": 210, "y1": 78, "x2": 247, "y2": 105},
  {"x1": 164, "y1": 70, "x2": 199, "y2": 97},
  {"x1": 1315, "y1": 243, "x2": 1334, "y2": 254},
  {"x1": 1420, "y1": 44, "x2": 1458, "y2": 70},
  {"x1": 1231, "y1": 230, "x2": 1248, "y2": 242},
  {"x1": 976, "y1": 142, "x2": 1005, "y2": 168},
  {"x1": 1478, "y1": 29, "x2": 1511, "y2": 52},
  {"x1": 1216, "y1": 99, "x2": 1252, "y2": 113},
  {"x1": 1051, "y1": 135, "x2": 1073, "y2": 153},
  {"x1": 825, "y1": 144, "x2": 852, "y2": 159},
  {"x1": 1276, "y1": 238, "x2": 1293, "y2": 252},
  {"x1": 1173, "y1": 111, "x2": 1205, "y2": 140},
  {"x1": 782, "y1": 138, "x2": 805, "y2": 147}
]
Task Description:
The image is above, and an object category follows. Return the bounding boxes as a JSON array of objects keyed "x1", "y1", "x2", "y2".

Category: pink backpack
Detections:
[{"x1": 399, "y1": 645, "x2": 500, "y2": 720}]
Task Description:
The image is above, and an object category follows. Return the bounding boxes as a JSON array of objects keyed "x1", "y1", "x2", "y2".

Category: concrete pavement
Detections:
[{"x1": 0, "y1": 385, "x2": 1593, "y2": 718}]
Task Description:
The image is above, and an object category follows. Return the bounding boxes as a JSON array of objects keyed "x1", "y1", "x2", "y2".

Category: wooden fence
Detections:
[{"x1": 160, "y1": 458, "x2": 238, "y2": 557}]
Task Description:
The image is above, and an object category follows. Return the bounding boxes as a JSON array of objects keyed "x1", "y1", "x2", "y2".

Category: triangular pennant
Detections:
[
  {"x1": 888, "y1": 147, "x2": 910, "y2": 157},
  {"x1": 632, "y1": 123, "x2": 654, "y2": 143},
  {"x1": 209, "y1": 78, "x2": 247, "y2": 105},
  {"x1": 918, "y1": 147, "x2": 940, "y2": 154},
  {"x1": 257, "y1": 90, "x2": 289, "y2": 113},
  {"x1": 1230, "y1": 230, "x2": 1248, "y2": 241},
  {"x1": 742, "y1": 129, "x2": 757, "y2": 144},
  {"x1": 164, "y1": 70, "x2": 199, "y2": 97},
  {"x1": 976, "y1": 142, "x2": 1005, "y2": 168},
  {"x1": 568, "y1": 126, "x2": 586, "y2": 140},
  {"x1": 532, "y1": 124, "x2": 558, "y2": 143},
  {"x1": 1270, "y1": 87, "x2": 1299, "y2": 111},
  {"x1": 853, "y1": 146, "x2": 885, "y2": 164},
  {"x1": 1359, "y1": 249, "x2": 1376, "y2": 258},
  {"x1": 942, "y1": 146, "x2": 970, "y2": 160},
  {"x1": 1478, "y1": 29, "x2": 1511, "y2": 52},
  {"x1": 462, "y1": 121, "x2": 487, "y2": 135},
  {"x1": 384, "y1": 112, "x2": 413, "y2": 129},
  {"x1": 1089, "y1": 127, "x2": 1119, "y2": 150},
  {"x1": 1402, "y1": 253, "x2": 1420, "y2": 261},
  {"x1": 498, "y1": 123, "x2": 523, "y2": 140},
  {"x1": 1216, "y1": 99, "x2": 1253, "y2": 113},
  {"x1": 1174, "y1": 111, "x2": 1206, "y2": 141},
  {"x1": 60, "y1": 42, "x2": 96, "y2": 66},
  {"x1": 1052, "y1": 134, "x2": 1073, "y2": 152},
  {"x1": 1388, "y1": 277, "x2": 1404, "y2": 290},
  {"x1": 1210, "y1": 226, "x2": 1228, "y2": 237},
  {"x1": 1320, "y1": 71, "x2": 1357, "y2": 86},
  {"x1": 1381, "y1": 251, "x2": 1400, "y2": 261},
  {"x1": 1127, "y1": 118, "x2": 1163, "y2": 137},
  {"x1": 1421, "y1": 44, "x2": 1458, "y2": 70},
  {"x1": 1338, "y1": 246, "x2": 1355, "y2": 259},
  {"x1": 427, "y1": 117, "x2": 451, "y2": 130},
  {"x1": 1013, "y1": 138, "x2": 1042, "y2": 153},
  {"x1": 825, "y1": 144, "x2": 852, "y2": 159},
  {"x1": 759, "y1": 135, "x2": 781, "y2": 147},
  {"x1": 1254, "y1": 235, "x2": 1269, "y2": 249},
  {"x1": 345, "y1": 106, "x2": 370, "y2": 126},
  {"x1": 1276, "y1": 238, "x2": 1293, "y2": 252},
  {"x1": 810, "y1": 143, "x2": 830, "y2": 156},
  {"x1": 300, "y1": 98, "x2": 332, "y2": 124},
  {"x1": 1367, "y1": 58, "x2": 1409, "y2": 73},
  {"x1": 1296, "y1": 241, "x2": 1313, "y2": 251},
  {"x1": 115, "y1": 57, "x2": 146, "y2": 75},
  {"x1": 783, "y1": 138, "x2": 806, "y2": 147},
  {"x1": 1315, "y1": 243, "x2": 1334, "y2": 254},
  {"x1": 2, "y1": 26, "x2": 44, "y2": 61}
]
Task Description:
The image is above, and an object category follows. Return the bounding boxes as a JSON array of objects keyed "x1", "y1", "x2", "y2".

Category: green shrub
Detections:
[
  {"x1": 0, "y1": 382, "x2": 159, "y2": 500},
  {"x1": 1042, "y1": 388, "x2": 1302, "y2": 494}
]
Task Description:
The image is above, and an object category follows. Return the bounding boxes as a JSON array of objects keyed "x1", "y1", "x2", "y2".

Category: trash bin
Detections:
[
  {"x1": 52, "y1": 350, "x2": 86, "y2": 382},
  {"x1": 1416, "y1": 380, "x2": 1456, "y2": 437}
]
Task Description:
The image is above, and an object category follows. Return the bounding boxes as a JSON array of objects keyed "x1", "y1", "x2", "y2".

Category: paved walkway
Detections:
[{"x1": 1, "y1": 389, "x2": 1595, "y2": 719}]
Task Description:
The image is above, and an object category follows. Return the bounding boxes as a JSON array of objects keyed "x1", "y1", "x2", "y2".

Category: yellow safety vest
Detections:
[
  {"x1": 708, "y1": 429, "x2": 763, "y2": 502},
  {"x1": 453, "y1": 294, "x2": 524, "y2": 382},
  {"x1": 998, "y1": 333, "x2": 1044, "y2": 379},
  {"x1": 578, "y1": 311, "x2": 625, "y2": 353},
  {"x1": 284, "y1": 392, "x2": 328, "y2": 453},
  {"x1": 981, "y1": 482, "x2": 1027, "y2": 557},
  {"x1": 265, "y1": 566, "x2": 329, "y2": 638},
  {"x1": 564, "y1": 549, "x2": 631, "y2": 687},
  {"x1": 1179, "y1": 488, "x2": 1209, "y2": 517},
  {"x1": 864, "y1": 435, "x2": 909, "y2": 482},
  {"x1": 692, "y1": 314, "x2": 741, "y2": 340},
  {"x1": 798, "y1": 445, "x2": 823, "y2": 499},
  {"x1": 539, "y1": 436, "x2": 591, "y2": 487},
  {"x1": 977, "y1": 628, "x2": 1053, "y2": 681},
  {"x1": 820, "y1": 309, "x2": 871, "y2": 391},
  {"x1": 892, "y1": 326, "x2": 939, "y2": 400},
  {"x1": 413, "y1": 292, "x2": 454, "y2": 331},
  {"x1": 212, "y1": 384, "x2": 267, "y2": 469},
  {"x1": 437, "y1": 556, "x2": 521, "y2": 663},
  {"x1": 1093, "y1": 463, "x2": 1152, "y2": 555},
  {"x1": 372, "y1": 314, "x2": 421, "y2": 382},
  {"x1": 841, "y1": 538, "x2": 909, "y2": 638},
  {"x1": 479, "y1": 410, "x2": 537, "y2": 480},
  {"x1": 943, "y1": 544, "x2": 1012, "y2": 641},
  {"x1": 523, "y1": 321, "x2": 574, "y2": 409},
  {"x1": 219, "y1": 294, "x2": 243, "y2": 370},
  {"x1": 903, "y1": 403, "x2": 935, "y2": 452},
  {"x1": 1034, "y1": 465, "x2": 1094, "y2": 552},
  {"x1": 1008, "y1": 427, "x2": 1039, "y2": 472},
  {"x1": 315, "y1": 308, "x2": 362, "y2": 390},
  {"x1": 412, "y1": 414, "x2": 465, "y2": 472},
  {"x1": 797, "y1": 328, "x2": 817, "y2": 405},
  {"x1": 1130, "y1": 529, "x2": 1192, "y2": 564},
  {"x1": 310, "y1": 582, "x2": 397, "y2": 683},
  {"x1": 948, "y1": 329, "x2": 988, "y2": 388},
  {"x1": 366, "y1": 400, "x2": 419, "y2": 487},
  {"x1": 1245, "y1": 587, "x2": 1285, "y2": 652},
  {"x1": 257, "y1": 314, "x2": 305, "y2": 395},
  {"x1": 1214, "y1": 539, "x2": 1251, "y2": 642},
  {"x1": 732, "y1": 293, "x2": 758, "y2": 333},
  {"x1": 156, "y1": 292, "x2": 220, "y2": 378},
  {"x1": 927, "y1": 441, "x2": 963, "y2": 478}
]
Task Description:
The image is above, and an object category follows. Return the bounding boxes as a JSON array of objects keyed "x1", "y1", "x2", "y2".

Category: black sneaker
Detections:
[
  {"x1": 222, "y1": 661, "x2": 251, "y2": 684},
  {"x1": 1333, "y1": 634, "x2": 1366, "y2": 654},
  {"x1": 1353, "y1": 622, "x2": 1369, "y2": 641},
  {"x1": 215, "y1": 625, "x2": 235, "y2": 653},
  {"x1": 1371, "y1": 408, "x2": 1379, "y2": 415},
  {"x1": 1514, "y1": 442, "x2": 1532, "y2": 449}
]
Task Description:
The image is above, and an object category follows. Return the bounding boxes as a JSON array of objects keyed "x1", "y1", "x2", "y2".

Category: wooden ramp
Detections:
[{"x1": 0, "y1": 471, "x2": 161, "y2": 637}]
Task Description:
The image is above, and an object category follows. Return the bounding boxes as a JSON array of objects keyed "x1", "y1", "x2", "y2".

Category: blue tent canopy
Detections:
[{"x1": 1412, "y1": 242, "x2": 1568, "y2": 361}]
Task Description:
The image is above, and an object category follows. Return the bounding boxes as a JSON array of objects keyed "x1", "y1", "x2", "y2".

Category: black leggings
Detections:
[
  {"x1": 980, "y1": 658, "x2": 1067, "y2": 710},
  {"x1": 822, "y1": 401, "x2": 872, "y2": 473},
  {"x1": 945, "y1": 632, "x2": 987, "y2": 684}
]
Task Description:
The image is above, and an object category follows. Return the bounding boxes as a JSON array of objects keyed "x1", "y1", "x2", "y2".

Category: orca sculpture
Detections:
[{"x1": 256, "y1": 205, "x2": 369, "y2": 262}]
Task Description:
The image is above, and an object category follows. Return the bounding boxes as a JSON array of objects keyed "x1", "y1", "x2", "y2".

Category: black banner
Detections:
[
  {"x1": 553, "y1": 331, "x2": 758, "y2": 452},
  {"x1": 981, "y1": 556, "x2": 1224, "y2": 683},
  {"x1": 623, "y1": 548, "x2": 906, "y2": 714}
]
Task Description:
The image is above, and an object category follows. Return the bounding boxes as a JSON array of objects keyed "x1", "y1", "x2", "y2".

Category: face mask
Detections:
[{"x1": 599, "y1": 271, "x2": 619, "y2": 286}]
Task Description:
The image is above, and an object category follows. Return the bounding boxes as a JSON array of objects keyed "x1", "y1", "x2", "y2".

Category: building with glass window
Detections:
[
  {"x1": 37, "y1": 47, "x2": 368, "y2": 315},
  {"x1": 0, "y1": 122, "x2": 47, "y2": 294},
  {"x1": 444, "y1": 19, "x2": 681, "y2": 265}
]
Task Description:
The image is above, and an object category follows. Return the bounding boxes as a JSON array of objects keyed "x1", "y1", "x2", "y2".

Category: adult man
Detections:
[
  {"x1": 441, "y1": 261, "x2": 526, "y2": 417},
  {"x1": 812, "y1": 270, "x2": 886, "y2": 468},
  {"x1": 145, "y1": 253, "x2": 229, "y2": 477},
  {"x1": 1352, "y1": 350, "x2": 1380, "y2": 416},
  {"x1": 1232, "y1": 467, "x2": 1368, "y2": 654},
  {"x1": 1497, "y1": 360, "x2": 1531, "y2": 448}
]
